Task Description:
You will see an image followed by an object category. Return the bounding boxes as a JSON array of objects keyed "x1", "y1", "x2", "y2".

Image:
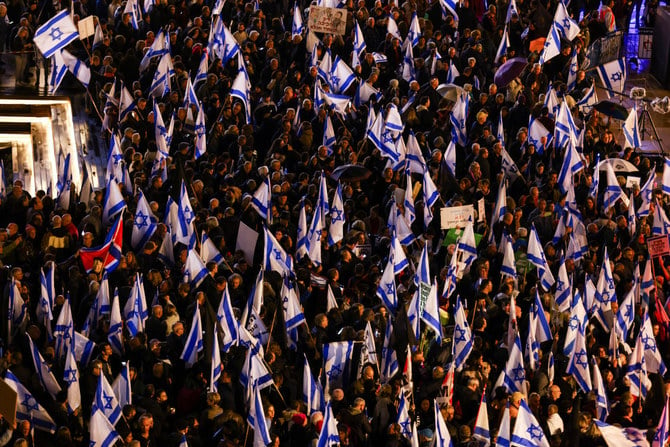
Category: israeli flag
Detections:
[
  {"x1": 54, "y1": 294, "x2": 74, "y2": 361},
  {"x1": 539, "y1": 23, "x2": 561, "y2": 65},
  {"x1": 527, "y1": 224, "x2": 555, "y2": 289},
  {"x1": 501, "y1": 234, "x2": 517, "y2": 280},
  {"x1": 500, "y1": 147, "x2": 521, "y2": 182},
  {"x1": 387, "y1": 15, "x2": 402, "y2": 41},
  {"x1": 93, "y1": 373, "x2": 122, "y2": 425},
  {"x1": 33, "y1": 9, "x2": 79, "y2": 58},
  {"x1": 112, "y1": 362, "x2": 132, "y2": 408},
  {"x1": 401, "y1": 41, "x2": 415, "y2": 82},
  {"x1": 503, "y1": 333, "x2": 525, "y2": 393},
  {"x1": 615, "y1": 285, "x2": 635, "y2": 340},
  {"x1": 210, "y1": 323, "x2": 222, "y2": 392},
  {"x1": 450, "y1": 91, "x2": 469, "y2": 146},
  {"x1": 124, "y1": 274, "x2": 148, "y2": 337},
  {"x1": 90, "y1": 406, "x2": 121, "y2": 447},
  {"x1": 123, "y1": 0, "x2": 142, "y2": 29},
  {"x1": 564, "y1": 289, "x2": 588, "y2": 357},
  {"x1": 397, "y1": 390, "x2": 418, "y2": 447},
  {"x1": 140, "y1": 30, "x2": 168, "y2": 72},
  {"x1": 567, "y1": 50, "x2": 579, "y2": 91},
  {"x1": 434, "y1": 399, "x2": 455, "y2": 447},
  {"x1": 603, "y1": 160, "x2": 629, "y2": 210},
  {"x1": 653, "y1": 199, "x2": 670, "y2": 235},
  {"x1": 49, "y1": 50, "x2": 68, "y2": 93},
  {"x1": 528, "y1": 117, "x2": 552, "y2": 154},
  {"x1": 420, "y1": 280, "x2": 442, "y2": 342},
  {"x1": 505, "y1": 0, "x2": 519, "y2": 22},
  {"x1": 251, "y1": 176, "x2": 272, "y2": 224},
  {"x1": 176, "y1": 180, "x2": 197, "y2": 248},
  {"x1": 330, "y1": 56, "x2": 357, "y2": 94},
  {"x1": 282, "y1": 277, "x2": 306, "y2": 349},
  {"x1": 439, "y1": 0, "x2": 459, "y2": 21},
  {"x1": 446, "y1": 61, "x2": 459, "y2": 84},
  {"x1": 208, "y1": 18, "x2": 240, "y2": 64},
  {"x1": 495, "y1": 26, "x2": 509, "y2": 64},
  {"x1": 443, "y1": 140, "x2": 456, "y2": 177},
  {"x1": 512, "y1": 400, "x2": 550, "y2": 447},
  {"x1": 28, "y1": 334, "x2": 62, "y2": 398},
  {"x1": 183, "y1": 249, "x2": 208, "y2": 289},
  {"x1": 627, "y1": 326, "x2": 652, "y2": 398},
  {"x1": 497, "y1": 404, "x2": 511, "y2": 447},
  {"x1": 263, "y1": 226, "x2": 293, "y2": 277},
  {"x1": 353, "y1": 21, "x2": 366, "y2": 59},
  {"x1": 149, "y1": 53, "x2": 174, "y2": 98},
  {"x1": 473, "y1": 391, "x2": 490, "y2": 447},
  {"x1": 557, "y1": 140, "x2": 584, "y2": 194},
  {"x1": 4, "y1": 370, "x2": 57, "y2": 433},
  {"x1": 240, "y1": 348, "x2": 273, "y2": 393},
  {"x1": 553, "y1": 1, "x2": 580, "y2": 40},
  {"x1": 577, "y1": 82, "x2": 598, "y2": 112},
  {"x1": 303, "y1": 354, "x2": 323, "y2": 415},
  {"x1": 488, "y1": 177, "x2": 507, "y2": 244},
  {"x1": 323, "y1": 341, "x2": 353, "y2": 396},
  {"x1": 230, "y1": 69, "x2": 252, "y2": 124},
  {"x1": 623, "y1": 105, "x2": 641, "y2": 149},
  {"x1": 323, "y1": 114, "x2": 336, "y2": 154},
  {"x1": 64, "y1": 346, "x2": 81, "y2": 414},
  {"x1": 37, "y1": 268, "x2": 54, "y2": 335},
  {"x1": 101, "y1": 177, "x2": 127, "y2": 226},
  {"x1": 217, "y1": 285, "x2": 240, "y2": 351},
  {"x1": 566, "y1": 318, "x2": 592, "y2": 392},
  {"x1": 328, "y1": 182, "x2": 345, "y2": 246},
  {"x1": 639, "y1": 310, "x2": 667, "y2": 374},
  {"x1": 108, "y1": 289, "x2": 124, "y2": 355},
  {"x1": 377, "y1": 258, "x2": 398, "y2": 312},
  {"x1": 456, "y1": 220, "x2": 478, "y2": 270},
  {"x1": 380, "y1": 317, "x2": 399, "y2": 383},
  {"x1": 292, "y1": 3, "x2": 304, "y2": 38},
  {"x1": 404, "y1": 172, "x2": 416, "y2": 225},
  {"x1": 193, "y1": 103, "x2": 207, "y2": 159},
  {"x1": 181, "y1": 302, "x2": 203, "y2": 367},
  {"x1": 201, "y1": 232, "x2": 224, "y2": 266},
  {"x1": 408, "y1": 13, "x2": 421, "y2": 47},
  {"x1": 194, "y1": 50, "x2": 208, "y2": 86},
  {"x1": 592, "y1": 357, "x2": 610, "y2": 421},
  {"x1": 452, "y1": 296, "x2": 473, "y2": 371},
  {"x1": 555, "y1": 258, "x2": 572, "y2": 312},
  {"x1": 354, "y1": 81, "x2": 381, "y2": 107},
  {"x1": 131, "y1": 190, "x2": 157, "y2": 250},
  {"x1": 317, "y1": 401, "x2": 341, "y2": 447},
  {"x1": 597, "y1": 58, "x2": 626, "y2": 97}
]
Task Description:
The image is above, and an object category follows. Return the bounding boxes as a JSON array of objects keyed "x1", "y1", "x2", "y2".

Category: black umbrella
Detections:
[
  {"x1": 593, "y1": 100, "x2": 629, "y2": 120},
  {"x1": 494, "y1": 57, "x2": 528, "y2": 88},
  {"x1": 330, "y1": 164, "x2": 372, "y2": 182}
]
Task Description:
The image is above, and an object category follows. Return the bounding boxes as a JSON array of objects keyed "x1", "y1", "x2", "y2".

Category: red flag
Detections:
[{"x1": 80, "y1": 214, "x2": 123, "y2": 272}]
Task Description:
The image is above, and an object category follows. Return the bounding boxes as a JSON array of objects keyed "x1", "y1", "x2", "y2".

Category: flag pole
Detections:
[{"x1": 266, "y1": 305, "x2": 278, "y2": 351}]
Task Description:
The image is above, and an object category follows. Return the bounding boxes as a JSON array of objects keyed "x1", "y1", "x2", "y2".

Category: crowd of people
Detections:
[{"x1": 0, "y1": 0, "x2": 668, "y2": 446}]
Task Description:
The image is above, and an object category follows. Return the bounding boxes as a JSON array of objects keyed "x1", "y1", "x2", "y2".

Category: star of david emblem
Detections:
[
  {"x1": 599, "y1": 292, "x2": 609, "y2": 303},
  {"x1": 385, "y1": 282, "x2": 395, "y2": 295},
  {"x1": 50, "y1": 26, "x2": 64, "y2": 41},
  {"x1": 22, "y1": 395, "x2": 39, "y2": 412},
  {"x1": 64, "y1": 368, "x2": 78, "y2": 384},
  {"x1": 529, "y1": 136, "x2": 538, "y2": 147},
  {"x1": 273, "y1": 248, "x2": 283, "y2": 260},
  {"x1": 326, "y1": 364, "x2": 342, "y2": 378},
  {"x1": 570, "y1": 64, "x2": 578, "y2": 75},
  {"x1": 112, "y1": 153, "x2": 124, "y2": 165},
  {"x1": 399, "y1": 419, "x2": 412, "y2": 436},
  {"x1": 315, "y1": 231, "x2": 322, "y2": 242},
  {"x1": 102, "y1": 392, "x2": 114, "y2": 409},
  {"x1": 330, "y1": 73, "x2": 340, "y2": 87},
  {"x1": 134, "y1": 210, "x2": 149, "y2": 229},
  {"x1": 574, "y1": 349, "x2": 588, "y2": 369},
  {"x1": 183, "y1": 269, "x2": 190, "y2": 279},
  {"x1": 527, "y1": 424, "x2": 544, "y2": 441},
  {"x1": 511, "y1": 365, "x2": 525, "y2": 382},
  {"x1": 195, "y1": 123, "x2": 206, "y2": 137},
  {"x1": 454, "y1": 326, "x2": 467, "y2": 343},
  {"x1": 157, "y1": 124, "x2": 167, "y2": 137},
  {"x1": 562, "y1": 18, "x2": 572, "y2": 28},
  {"x1": 331, "y1": 207, "x2": 343, "y2": 223},
  {"x1": 624, "y1": 304, "x2": 633, "y2": 319},
  {"x1": 642, "y1": 334, "x2": 656, "y2": 352},
  {"x1": 183, "y1": 205, "x2": 194, "y2": 224},
  {"x1": 383, "y1": 132, "x2": 394, "y2": 144},
  {"x1": 556, "y1": 279, "x2": 565, "y2": 291},
  {"x1": 611, "y1": 72, "x2": 622, "y2": 82}
]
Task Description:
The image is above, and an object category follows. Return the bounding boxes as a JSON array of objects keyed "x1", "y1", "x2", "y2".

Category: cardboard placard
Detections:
[
  {"x1": 0, "y1": 378, "x2": 17, "y2": 428},
  {"x1": 307, "y1": 6, "x2": 347, "y2": 35},
  {"x1": 235, "y1": 221, "x2": 258, "y2": 265},
  {"x1": 78, "y1": 16, "x2": 96, "y2": 39},
  {"x1": 440, "y1": 205, "x2": 475, "y2": 229},
  {"x1": 648, "y1": 235, "x2": 670, "y2": 258}
]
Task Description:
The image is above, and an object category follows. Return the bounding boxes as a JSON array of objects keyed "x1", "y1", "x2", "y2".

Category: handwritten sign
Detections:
[
  {"x1": 440, "y1": 205, "x2": 475, "y2": 229},
  {"x1": 648, "y1": 235, "x2": 670, "y2": 258},
  {"x1": 308, "y1": 6, "x2": 347, "y2": 35},
  {"x1": 78, "y1": 16, "x2": 96, "y2": 39}
]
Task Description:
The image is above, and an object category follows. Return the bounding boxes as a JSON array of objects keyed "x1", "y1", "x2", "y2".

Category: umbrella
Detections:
[
  {"x1": 330, "y1": 164, "x2": 372, "y2": 182},
  {"x1": 436, "y1": 83, "x2": 465, "y2": 102},
  {"x1": 593, "y1": 100, "x2": 629, "y2": 120},
  {"x1": 597, "y1": 158, "x2": 639, "y2": 173},
  {"x1": 494, "y1": 57, "x2": 528, "y2": 88}
]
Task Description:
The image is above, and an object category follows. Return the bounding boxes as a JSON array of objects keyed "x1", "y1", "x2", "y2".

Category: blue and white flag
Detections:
[
  {"x1": 318, "y1": 50, "x2": 333, "y2": 83},
  {"x1": 501, "y1": 147, "x2": 521, "y2": 182},
  {"x1": 533, "y1": 290, "x2": 552, "y2": 343},
  {"x1": 497, "y1": 404, "x2": 511, "y2": 447},
  {"x1": 210, "y1": 322, "x2": 222, "y2": 392},
  {"x1": 421, "y1": 280, "x2": 442, "y2": 342},
  {"x1": 627, "y1": 328, "x2": 652, "y2": 398},
  {"x1": 555, "y1": 259, "x2": 572, "y2": 312},
  {"x1": 377, "y1": 259, "x2": 398, "y2": 312},
  {"x1": 623, "y1": 105, "x2": 641, "y2": 149},
  {"x1": 230, "y1": 69, "x2": 252, "y2": 123},
  {"x1": 397, "y1": 390, "x2": 418, "y2": 447},
  {"x1": 131, "y1": 190, "x2": 157, "y2": 250},
  {"x1": 7, "y1": 279, "x2": 26, "y2": 344},
  {"x1": 140, "y1": 30, "x2": 168, "y2": 72},
  {"x1": 101, "y1": 178, "x2": 127, "y2": 226},
  {"x1": 296, "y1": 198, "x2": 309, "y2": 260},
  {"x1": 488, "y1": 177, "x2": 507, "y2": 244},
  {"x1": 292, "y1": 3, "x2": 304, "y2": 37},
  {"x1": 557, "y1": 140, "x2": 584, "y2": 194},
  {"x1": 353, "y1": 21, "x2": 366, "y2": 59},
  {"x1": 118, "y1": 82, "x2": 135, "y2": 121},
  {"x1": 181, "y1": 302, "x2": 203, "y2": 367},
  {"x1": 308, "y1": 204, "x2": 324, "y2": 267},
  {"x1": 93, "y1": 372, "x2": 122, "y2": 425},
  {"x1": 183, "y1": 249, "x2": 208, "y2": 289},
  {"x1": 555, "y1": 100, "x2": 579, "y2": 150},
  {"x1": 123, "y1": 0, "x2": 142, "y2": 29},
  {"x1": 28, "y1": 334, "x2": 62, "y2": 398},
  {"x1": 445, "y1": 60, "x2": 460, "y2": 84},
  {"x1": 4, "y1": 370, "x2": 57, "y2": 433},
  {"x1": 505, "y1": 0, "x2": 519, "y2": 22},
  {"x1": 380, "y1": 317, "x2": 399, "y2": 383},
  {"x1": 124, "y1": 274, "x2": 148, "y2": 337},
  {"x1": 408, "y1": 12, "x2": 421, "y2": 47},
  {"x1": 323, "y1": 341, "x2": 353, "y2": 396},
  {"x1": 33, "y1": 9, "x2": 79, "y2": 58},
  {"x1": 328, "y1": 182, "x2": 345, "y2": 246},
  {"x1": 54, "y1": 295, "x2": 74, "y2": 361},
  {"x1": 321, "y1": 85, "x2": 351, "y2": 116},
  {"x1": 112, "y1": 362, "x2": 132, "y2": 409},
  {"x1": 403, "y1": 172, "x2": 416, "y2": 225},
  {"x1": 176, "y1": 180, "x2": 197, "y2": 248},
  {"x1": 495, "y1": 26, "x2": 509, "y2": 64},
  {"x1": 539, "y1": 23, "x2": 561, "y2": 65},
  {"x1": 281, "y1": 277, "x2": 306, "y2": 349},
  {"x1": 592, "y1": 357, "x2": 610, "y2": 422},
  {"x1": 386, "y1": 15, "x2": 402, "y2": 41},
  {"x1": 653, "y1": 397, "x2": 670, "y2": 447},
  {"x1": 217, "y1": 286, "x2": 240, "y2": 351},
  {"x1": 64, "y1": 346, "x2": 81, "y2": 414},
  {"x1": 450, "y1": 91, "x2": 469, "y2": 146},
  {"x1": 501, "y1": 233, "x2": 517, "y2": 280},
  {"x1": 653, "y1": 200, "x2": 670, "y2": 235},
  {"x1": 401, "y1": 41, "x2": 415, "y2": 82},
  {"x1": 303, "y1": 354, "x2": 323, "y2": 415},
  {"x1": 663, "y1": 158, "x2": 670, "y2": 197},
  {"x1": 48, "y1": 49, "x2": 68, "y2": 93},
  {"x1": 473, "y1": 390, "x2": 490, "y2": 447},
  {"x1": 62, "y1": 49, "x2": 90, "y2": 87},
  {"x1": 595, "y1": 248, "x2": 616, "y2": 329},
  {"x1": 354, "y1": 81, "x2": 381, "y2": 107},
  {"x1": 554, "y1": 1, "x2": 580, "y2": 40},
  {"x1": 512, "y1": 400, "x2": 550, "y2": 447},
  {"x1": 564, "y1": 288, "x2": 588, "y2": 356},
  {"x1": 597, "y1": 58, "x2": 626, "y2": 97},
  {"x1": 263, "y1": 226, "x2": 293, "y2": 277},
  {"x1": 323, "y1": 114, "x2": 336, "y2": 154},
  {"x1": 73, "y1": 331, "x2": 95, "y2": 367},
  {"x1": 567, "y1": 49, "x2": 579, "y2": 91},
  {"x1": 37, "y1": 268, "x2": 54, "y2": 336},
  {"x1": 566, "y1": 319, "x2": 592, "y2": 393},
  {"x1": 434, "y1": 399, "x2": 454, "y2": 447},
  {"x1": 439, "y1": 0, "x2": 459, "y2": 21},
  {"x1": 194, "y1": 50, "x2": 208, "y2": 86},
  {"x1": 457, "y1": 220, "x2": 478, "y2": 270},
  {"x1": 90, "y1": 405, "x2": 121, "y2": 447},
  {"x1": 577, "y1": 82, "x2": 598, "y2": 112},
  {"x1": 201, "y1": 232, "x2": 224, "y2": 266},
  {"x1": 209, "y1": 18, "x2": 240, "y2": 64},
  {"x1": 326, "y1": 284, "x2": 339, "y2": 312},
  {"x1": 108, "y1": 289, "x2": 124, "y2": 355},
  {"x1": 248, "y1": 384, "x2": 272, "y2": 447},
  {"x1": 527, "y1": 224, "x2": 555, "y2": 289},
  {"x1": 615, "y1": 284, "x2": 635, "y2": 341},
  {"x1": 149, "y1": 53, "x2": 174, "y2": 98},
  {"x1": 528, "y1": 117, "x2": 552, "y2": 154},
  {"x1": 316, "y1": 401, "x2": 341, "y2": 447},
  {"x1": 251, "y1": 177, "x2": 272, "y2": 224},
  {"x1": 452, "y1": 296, "x2": 473, "y2": 371},
  {"x1": 330, "y1": 56, "x2": 357, "y2": 94},
  {"x1": 443, "y1": 140, "x2": 456, "y2": 177},
  {"x1": 194, "y1": 103, "x2": 207, "y2": 159},
  {"x1": 594, "y1": 420, "x2": 649, "y2": 447},
  {"x1": 639, "y1": 310, "x2": 667, "y2": 375},
  {"x1": 240, "y1": 348, "x2": 273, "y2": 393},
  {"x1": 503, "y1": 333, "x2": 525, "y2": 393}
]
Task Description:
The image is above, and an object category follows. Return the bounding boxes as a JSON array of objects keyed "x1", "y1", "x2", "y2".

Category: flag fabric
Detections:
[
  {"x1": 615, "y1": 284, "x2": 635, "y2": 340},
  {"x1": 597, "y1": 58, "x2": 627, "y2": 97},
  {"x1": 112, "y1": 362, "x2": 132, "y2": 409},
  {"x1": 263, "y1": 226, "x2": 293, "y2": 277},
  {"x1": 62, "y1": 49, "x2": 90, "y2": 87},
  {"x1": 209, "y1": 18, "x2": 239, "y2": 64},
  {"x1": 456, "y1": 220, "x2": 478, "y2": 270},
  {"x1": 149, "y1": 53, "x2": 174, "y2": 98},
  {"x1": 503, "y1": 333, "x2": 525, "y2": 393},
  {"x1": 281, "y1": 277, "x2": 306, "y2": 349},
  {"x1": 358, "y1": 321, "x2": 377, "y2": 374},
  {"x1": 564, "y1": 289, "x2": 588, "y2": 356},
  {"x1": 397, "y1": 390, "x2": 418, "y2": 447},
  {"x1": 380, "y1": 317, "x2": 399, "y2": 383},
  {"x1": 176, "y1": 180, "x2": 197, "y2": 249},
  {"x1": 124, "y1": 274, "x2": 148, "y2": 337},
  {"x1": 452, "y1": 296, "x2": 473, "y2": 371},
  {"x1": 527, "y1": 224, "x2": 555, "y2": 289},
  {"x1": 567, "y1": 49, "x2": 579, "y2": 91},
  {"x1": 639, "y1": 310, "x2": 667, "y2": 375},
  {"x1": 434, "y1": 399, "x2": 454, "y2": 447},
  {"x1": 353, "y1": 21, "x2": 366, "y2": 59},
  {"x1": 296, "y1": 199, "x2": 309, "y2": 260},
  {"x1": 248, "y1": 385, "x2": 272, "y2": 447},
  {"x1": 251, "y1": 177, "x2": 272, "y2": 223},
  {"x1": 108, "y1": 289, "x2": 124, "y2": 355},
  {"x1": 443, "y1": 140, "x2": 456, "y2": 177},
  {"x1": 555, "y1": 259, "x2": 572, "y2": 312},
  {"x1": 450, "y1": 91, "x2": 469, "y2": 146},
  {"x1": 495, "y1": 26, "x2": 509, "y2": 63},
  {"x1": 566, "y1": 318, "x2": 592, "y2": 393},
  {"x1": 554, "y1": 1, "x2": 580, "y2": 40},
  {"x1": 316, "y1": 401, "x2": 341, "y2": 447},
  {"x1": 28, "y1": 334, "x2": 62, "y2": 398},
  {"x1": 181, "y1": 303, "x2": 203, "y2": 368},
  {"x1": 101, "y1": 178, "x2": 127, "y2": 226},
  {"x1": 194, "y1": 50, "x2": 208, "y2": 86},
  {"x1": 326, "y1": 284, "x2": 339, "y2": 312},
  {"x1": 439, "y1": 0, "x2": 459, "y2": 21},
  {"x1": 500, "y1": 147, "x2": 522, "y2": 182},
  {"x1": 528, "y1": 117, "x2": 552, "y2": 154},
  {"x1": 328, "y1": 182, "x2": 345, "y2": 246},
  {"x1": 512, "y1": 400, "x2": 550, "y2": 447},
  {"x1": 118, "y1": 82, "x2": 136, "y2": 121},
  {"x1": 539, "y1": 23, "x2": 561, "y2": 65},
  {"x1": 626, "y1": 326, "x2": 652, "y2": 398},
  {"x1": 473, "y1": 390, "x2": 490, "y2": 447},
  {"x1": 488, "y1": 176, "x2": 507, "y2": 244},
  {"x1": 323, "y1": 341, "x2": 353, "y2": 397},
  {"x1": 594, "y1": 420, "x2": 650, "y2": 447},
  {"x1": 89, "y1": 406, "x2": 122, "y2": 447},
  {"x1": 33, "y1": 10, "x2": 79, "y2": 58},
  {"x1": 663, "y1": 158, "x2": 670, "y2": 197},
  {"x1": 628, "y1": 192, "x2": 637, "y2": 238},
  {"x1": 303, "y1": 354, "x2": 323, "y2": 415},
  {"x1": 653, "y1": 397, "x2": 670, "y2": 447},
  {"x1": 623, "y1": 105, "x2": 641, "y2": 149},
  {"x1": 54, "y1": 295, "x2": 74, "y2": 361},
  {"x1": 194, "y1": 103, "x2": 207, "y2": 159},
  {"x1": 75, "y1": 330, "x2": 97, "y2": 365},
  {"x1": 183, "y1": 249, "x2": 208, "y2": 289},
  {"x1": 37, "y1": 268, "x2": 54, "y2": 335},
  {"x1": 577, "y1": 82, "x2": 598, "y2": 112},
  {"x1": 200, "y1": 232, "x2": 224, "y2": 265},
  {"x1": 139, "y1": 30, "x2": 168, "y2": 72},
  {"x1": 386, "y1": 15, "x2": 402, "y2": 40},
  {"x1": 592, "y1": 357, "x2": 610, "y2": 422},
  {"x1": 93, "y1": 372, "x2": 122, "y2": 425},
  {"x1": 533, "y1": 290, "x2": 552, "y2": 343},
  {"x1": 401, "y1": 42, "x2": 415, "y2": 82},
  {"x1": 501, "y1": 233, "x2": 517, "y2": 279},
  {"x1": 408, "y1": 12, "x2": 421, "y2": 46},
  {"x1": 653, "y1": 200, "x2": 670, "y2": 235},
  {"x1": 292, "y1": 3, "x2": 304, "y2": 37},
  {"x1": 420, "y1": 281, "x2": 442, "y2": 342},
  {"x1": 239, "y1": 347, "x2": 273, "y2": 392},
  {"x1": 557, "y1": 135, "x2": 584, "y2": 195},
  {"x1": 48, "y1": 50, "x2": 68, "y2": 93},
  {"x1": 4, "y1": 370, "x2": 57, "y2": 433},
  {"x1": 131, "y1": 190, "x2": 157, "y2": 250},
  {"x1": 217, "y1": 286, "x2": 239, "y2": 351},
  {"x1": 377, "y1": 257, "x2": 398, "y2": 312},
  {"x1": 307, "y1": 203, "x2": 324, "y2": 267},
  {"x1": 506, "y1": 0, "x2": 519, "y2": 22},
  {"x1": 446, "y1": 60, "x2": 460, "y2": 83},
  {"x1": 497, "y1": 404, "x2": 511, "y2": 447},
  {"x1": 210, "y1": 322, "x2": 222, "y2": 392},
  {"x1": 8, "y1": 279, "x2": 26, "y2": 344},
  {"x1": 330, "y1": 56, "x2": 356, "y2": 94},
  {"x1": 230, "y1": 69, "x2": 252, "y2": 123},
  {"x1": 63, "y1": 346, "x2": 81, "y2": 414},
  {"x1": 123, "y1": 0, "x2": 142, "y2": 29},
  {"x1": 323, "y1": 114, "x2": 336, "y2": 154}
]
